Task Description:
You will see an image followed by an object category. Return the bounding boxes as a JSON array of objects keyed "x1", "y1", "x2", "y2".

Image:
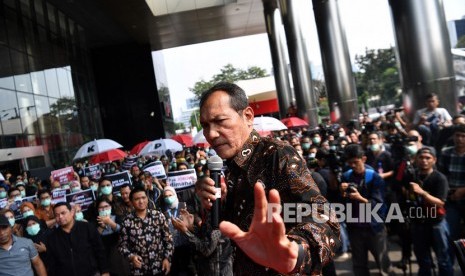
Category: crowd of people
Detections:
[{"x1": 1, "y1": 84, "x2": 464, "y2": 275}]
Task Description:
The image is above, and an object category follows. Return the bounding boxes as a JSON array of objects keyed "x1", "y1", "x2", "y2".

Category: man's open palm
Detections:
[{"x1": 219, "y1": 183, "x2": 299, "y2": 274}]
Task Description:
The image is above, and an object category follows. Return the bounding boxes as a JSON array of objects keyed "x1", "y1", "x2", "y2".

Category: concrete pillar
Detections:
[
  {"x1": 313, "y1": 0, "x2": 358, "y2": 125},
  {"x1": 280, "y1": 0, "x2": 319, "y2": 127},
  {"x1": 389, "y1": 0, "x2": 457, "y2": 119},
  {"x1": 263, "y1": 0, "x2": 293, "y2": 119}
]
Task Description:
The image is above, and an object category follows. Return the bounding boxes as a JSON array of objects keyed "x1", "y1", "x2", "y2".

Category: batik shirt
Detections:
[
  {"x1": 118, "y1": 209, "x2": 173, "y2": 275},
  {"x1": 222, "y1": 130, "x2": 340, "y2": 275}
]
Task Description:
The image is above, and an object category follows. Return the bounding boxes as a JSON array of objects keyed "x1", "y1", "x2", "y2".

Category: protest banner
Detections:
[
  {"x1": 51, "y1": 188, "x2": 67, "y2": 204},
  {"x1": 0, "y1": 198, "x2": 7, "y2": 209},
  {"x1": 167, "y1": 169, "x2": 197, "y2": 191},
  {"x1": 66, "y1": 189, "x2": 95, "y2": 211},
  {"x1": 83, "y1": 164, "x2": 102, "y2": 180},
  {"x1": 10, "y1": 196, "x2": 38, "y2": 220},
  {"x1": 121, "y1": 156, "x2": 138, "y2": 170},
  {"x1": 143, "y1": 161, "x2": 167, "y2": 179},
  {"x1": 105, "y1": 171, "x2": 132, "y2": 193},
  {"x1": 51, "y1": 166, "x2": 75, "y2": 185}
]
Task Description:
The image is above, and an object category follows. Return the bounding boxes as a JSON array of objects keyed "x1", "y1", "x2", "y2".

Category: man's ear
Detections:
[{"x1": 243, "y1": 106, "x2": 254, "y2": 126}]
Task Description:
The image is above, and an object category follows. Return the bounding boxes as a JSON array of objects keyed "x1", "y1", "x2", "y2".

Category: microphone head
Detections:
[{"x1": 207, "y1": 155, "x2": 223, "y2": 171}]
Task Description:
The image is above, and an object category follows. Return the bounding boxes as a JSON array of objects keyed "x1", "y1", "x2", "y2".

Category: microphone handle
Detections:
[{"x1": 210, "y1": 170, "x2": 221, "y2": 229}]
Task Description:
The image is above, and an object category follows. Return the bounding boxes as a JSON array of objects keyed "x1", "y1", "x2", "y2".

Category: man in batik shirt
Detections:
[
  {"x1": 118, "y1": 186, "x2": 173, "y2": 275},
  {"x1": 197, "y1": 82, "x2": 340, "y2": 275}
]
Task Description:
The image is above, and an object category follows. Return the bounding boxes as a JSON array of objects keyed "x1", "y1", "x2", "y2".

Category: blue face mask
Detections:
[
  {"x1": 20, "y1": 190, "x2": 26, "y2": 197},
  {"x1": 99, "y1": 209, "x2": 112, "y2": 217},
  {"x1": 301, "y1": 143, "x2": 311, "y2": 150},
  {"x1": 71, "y1": 187, "x2": 81, "y2": 193},
  {"x1": 101, "y1": 186, "x2": 112, "y2": 195},
  {"x1": 23, "y1": 210, "x2": 34, "y2": 218},
  {"x1": 0, "y1": 191, "x2": 6, "y2": 199},
  {"x1": 8, "y1": 217, "x2": 15, "y2": 227},
  {"x1": 41, "y1": 198, "x2": 51, "y2": 207},
  {"x1": 164, "y1": 196, "x2": 175, "y2": 205},
  {"x1": 312, "y1": 137, "x2": 321, "y2": 144},
  {"x1": 90, "y1": 184, "x2": 98, "y2": 191},
  {"x1": 75, "y1": 212, "x2": 84, "y2": 221},
  {"x1": 26, "y1": 223, "x2": 40, "y2": 236}
]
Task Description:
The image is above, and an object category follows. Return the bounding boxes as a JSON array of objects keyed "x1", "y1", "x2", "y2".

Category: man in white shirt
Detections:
[{"x1": 413, "y1": 93, "x2": 452, "y2": 146}]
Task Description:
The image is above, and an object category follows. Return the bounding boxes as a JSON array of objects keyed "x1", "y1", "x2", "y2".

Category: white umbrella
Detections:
[
  {"x1": 193, "y1": 129, "x2": 208, "y2": 144},
  {"x1": 73, "y1": 139, "x2": 123, "y2": 160},
  {"x1": 138, "y1": 138, "x2": 183, "y2": 156},
  {"x1": 253, "y1": 116, "x2": 288, "y2": 131}
]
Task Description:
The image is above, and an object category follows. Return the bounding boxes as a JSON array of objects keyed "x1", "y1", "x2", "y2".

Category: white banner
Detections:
[
  {"x1": 167, "y1": 169, "x2": 197, "y2": 191},
  {"x1": 143, "y1": 161, "x2": 167, "y2": 179}
]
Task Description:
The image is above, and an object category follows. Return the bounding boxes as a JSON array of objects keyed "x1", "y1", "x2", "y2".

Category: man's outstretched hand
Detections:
[{"x1": 219, "y1": 182, "x2": 299, "y2": 274}]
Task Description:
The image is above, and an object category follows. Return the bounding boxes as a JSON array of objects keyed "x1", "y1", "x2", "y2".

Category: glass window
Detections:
[
  {"x1": 14, "y1": 73, "x2": 32, "y2": 93},
  {"x1": 22, "y1": 17, "x2": 36, "y2": 56},
  {"x1": 58, "y1": 11, "x2": 67, "y2": 37},
  {"x1": 0, "y1": 88, "x2": 21, "y2": 136},
  {"x1": 10, "y1": 49, "x2": 28, "y2": 75},
  {"x1": 5, "y1": 8, "x2": 25, "y2": 52},
  {"x1": 34, "y1": 95, "x2": 51, "y2": 134},
  {"x1": 19, "y1": 0, "x2": 31, "y2": 19},
  {"x1": 57, "y1": 67, "x2": 70, "y2": 98},
  {"x1": 4, "y1": 0, "x2": 16, "y2": 9},
  {"x1": 0, "y1": 7, "x2": 8, "y2": 45},
  {"x1": 44, "y1": 68, "x2": 60, "y2": 98},
  {"x1": 34, "y1": 0, "x2": 45, "y2": 26},
  {"x1": 17, "y1": 92, "x2": 37, "y2": 135},
  {"x1": 0, "y1": 46, "x2": 15, "y2": 90},
  {"x1": 31, "y1": 70, "x2": 47, "y2": 95},
  {"x1": 46, "y1": 3, "x2": 56, "y2": 34}
]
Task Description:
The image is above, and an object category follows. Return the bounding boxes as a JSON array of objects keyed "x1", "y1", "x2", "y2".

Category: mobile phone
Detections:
[{"x1": 178, "y1": 202, "x2": 186, "y2": 210}]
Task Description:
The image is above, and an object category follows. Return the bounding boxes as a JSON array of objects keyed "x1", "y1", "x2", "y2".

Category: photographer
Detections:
[
  {"x1": 340, "y1": 144, "x2": 392, "y2": 275},
  {"x1": 409, "y1": 147, "x2": 453, "y2": 275}
]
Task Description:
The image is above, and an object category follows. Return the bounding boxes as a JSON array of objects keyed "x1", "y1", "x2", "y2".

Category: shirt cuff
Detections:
[{"x1": 289, "y1": 243, "x2": 305, "y2": 274}]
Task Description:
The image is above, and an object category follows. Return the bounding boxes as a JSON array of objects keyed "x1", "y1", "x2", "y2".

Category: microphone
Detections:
[{"x1": 208, "y1": 155, "x2": 223, "y2": 229}]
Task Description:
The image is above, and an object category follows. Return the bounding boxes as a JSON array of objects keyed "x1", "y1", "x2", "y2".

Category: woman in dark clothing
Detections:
[
  {"x1": 93, "y1": 197, "x2": 129, "y2": 276},
  {"x1": 23, "y1": 215, "x2": 52, "y2": 264}
]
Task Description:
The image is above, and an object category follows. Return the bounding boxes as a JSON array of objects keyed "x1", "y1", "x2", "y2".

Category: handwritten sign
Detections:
[
  {"x1": 167, "y1": 169, "x2": 197, "y2": 191},
  {"x1": 143, "y1": 161, "x2": 167, "y2": 179},
  {"x1": 51, "y1": 166, "x2": 75, "y2": 185}
]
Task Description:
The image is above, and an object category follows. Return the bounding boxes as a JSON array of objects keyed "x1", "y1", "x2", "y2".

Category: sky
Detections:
[{"x1": 154, "y1": 0, "x2": 465, "y2": 120}]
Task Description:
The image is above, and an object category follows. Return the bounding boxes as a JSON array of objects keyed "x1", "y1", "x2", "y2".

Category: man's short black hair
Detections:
[
  {"x1": 53, "y1": 201, "x2": 71, "y2": 212},
  {"x1": 344, "y1": 144, "x2": 365, "y2": 160},
  {"x1": 199, "y1": 82, "x2": 249, "y2": 112},
  {"x1": 37, "y1": 189, "x2": 51, "y2": 199},
  {"x1": 120, "y1": 184, "x2": 132, "y2": 191},
  {"x1": 425, "y1": 92, "x2": 438, "y2": 100},
  {"x1": 7, "y1": 187, "x2": 19, "y2": 197},
  {"x1": 130, "y1": 186, "x2": 147, "y2": 201},
  {"x1": 454, "y1": 124, "x2": 465, "y2": 134}
]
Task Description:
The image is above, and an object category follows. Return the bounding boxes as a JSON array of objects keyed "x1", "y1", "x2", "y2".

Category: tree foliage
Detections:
[
  {"x1": 457, "y1": 35, "x2": 465, "y2": 48},
  {"x1": 354, "y1": 48, "x2": 401, "y2": 108},
  {"x1": 190, "y1": 64, "x2": 268, "y2": 99},
  {"x1": 50, "y1": 97, "x2": 76, "y2": 117}
]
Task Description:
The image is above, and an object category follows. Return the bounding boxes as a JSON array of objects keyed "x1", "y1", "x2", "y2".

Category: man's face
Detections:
[
  {"x1": 131, "y1": 166, "x2": 140, "y2": 177},
  {"x1": 54, "y1": 205, "x2": 74, "y2": 227},
  {"x1": 131, "y1": 191, "x2": 148, "y2": 211},
  {"x1": 346, "y1": 157, "x2": 366, "y2": 174},
  {"x1": 426, "y1": 96, "x2": 439, "y2": 110},
  {"x1": 120, "y1": 187, "x2": 131, "y2": 203},
  {"x1": 80, "y1": 177, "x2": 90, "y2": 188},
  {"x1": 415, "y1": 153, "x2": 435, "y2": 170},
  {"x1": 454, "y1": 131, "x2": 465, "y2": 148},
  {"x1": 368, "y1": 134, "x2": 380, "y2": 145},
  {"x1": 0, "y1": 224, "x2": 12, "y2": 245},
  {"x1": 200, "y1": 91, "x2": 253, "y2": 159}
]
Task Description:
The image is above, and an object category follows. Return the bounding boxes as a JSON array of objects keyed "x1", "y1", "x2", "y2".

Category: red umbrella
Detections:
[
  {"x1": 281, "y1": 117, "x2": 309, "y2": 128},
  {"x1": 171, "y1": 134, "x2": 193, "y2": 147},
  {"x1": 129, "y1": 140, "x2": 150, "y2": 155},
  {"x1": 90, "y1": 149, "x2": 127, "y2": 164}
]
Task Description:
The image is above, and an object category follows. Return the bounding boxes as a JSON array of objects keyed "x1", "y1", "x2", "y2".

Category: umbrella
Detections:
[
  {"x1": 89, "y1": 149, "x2": 127, "y2": 164},
  {"x1": 129, "y1": 140, "x2": 150, "y2": 155},
  {"x1": 193, "y1": 129, "x2": 208, "y2": 144},
  {"x1": 281, "y1": 117, "x2": 309, "y2": 128},
  {"x1": 171, "y1": 134, "x2": 194, "y2": 147},
  {"x1": 138, "y1": 138, "x2": 183, "y2": 156},
  {"x1": 253, "y1": 116, "x2": 287, "y2": 131},
  {"x1": 73, "y1": 139, "x2": 123, "y2": 160}
]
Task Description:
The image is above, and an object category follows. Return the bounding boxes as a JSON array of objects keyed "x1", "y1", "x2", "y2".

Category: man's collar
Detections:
[{"x1": 231, "y1": 129, "x2": 261, "y2": 169}]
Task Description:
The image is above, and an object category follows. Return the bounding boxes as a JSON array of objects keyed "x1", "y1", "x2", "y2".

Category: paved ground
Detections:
[{"x1": 334, "y1": 236, "x2": 463, "y2": 275}]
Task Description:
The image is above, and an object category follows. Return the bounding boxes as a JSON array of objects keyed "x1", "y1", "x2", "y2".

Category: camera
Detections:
[{"x1": 348, "y1": 183, "x2": 358, "y2": 193}]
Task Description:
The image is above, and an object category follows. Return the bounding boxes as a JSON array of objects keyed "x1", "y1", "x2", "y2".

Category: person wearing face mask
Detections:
[
  {"x1": 163, "y1": 186, "x2": 195, "y2": 276},
  {"x1": 300, "y1": 136, "x2": 312, "y2": 158},
  {"x1": 20, "y1": 202, "x2": 38, "y2": 220},
  {"x1": 96, "y1": 178, "x2": 125, "y2": 219},
  {"x1": 69, "y1": 180, "x2": 82, "y2": 193},
  {"x1": 0, "y1": 186, "x2": 7, "y2": 200},
  {"x1": 15, "y1": 182, "x2": 27, "y2": 198},
  {"x1": 23, "y1": 215, "x2": 51, "y2": 262},
  {"x1": 366, "y1": 132, "x2": 394, "y2": 180},
  {"x1": 35, "y1": 189, "x2": 56, "y2": 228},
  {"x1": 1, "y1": 209, "x2": 23, "y2": 237},
  {"x1": 94, "y1": 197, "x2": 130, "y2": 276}
]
